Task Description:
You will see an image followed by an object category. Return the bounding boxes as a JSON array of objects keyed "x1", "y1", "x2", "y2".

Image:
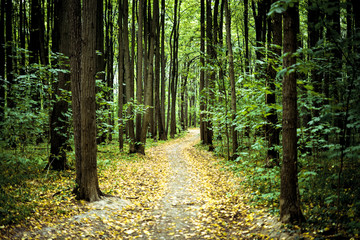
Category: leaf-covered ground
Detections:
[{"x1": 1, "y1": 129, "x2": 302, "y2": 239}]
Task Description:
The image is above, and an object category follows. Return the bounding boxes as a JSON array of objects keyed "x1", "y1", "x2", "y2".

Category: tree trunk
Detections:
[
  {"x1": 205, "y1": 0, "x2": 215, "y2": 150},
  {"x1": 69, "y1": 0, "x2": 82, "y2": 191},
  {"x1": 280, "y1": 2, "x2": 304, "y2": 224},
  {"x1": 118, "y1": 0, "x2": 125, "y2": 150},
  {"x1": 159, "y1": 0, "x2": 167, "y2": 140},
  {"x1": 96, "y1": 0, "x2": 106, "y2": 144},
  {"x1": 123, "y1": 0, "x2": 136, "y2": 153},
  {"x1": 135, "y1": 0, "x2": 144, "y2": 150},
  {"x1": 200, "y1": 0, "x2": 206, "y2": 143},
  {"x1": 29, "y1": 0, "x2": 47, "y2": 65},
  {"x1": 265, "y1": 0, "x2": 281, "y2": 167},
  {"x1": 79, "y1": 0, "x2": 102, "y2": 202},
  {"x1": 225, "y1": 0, "x2": 238, "y2": 159},
  {"x1": 170, "y1": 0, "x2": 180, "y2": 138},
  {"x1": 48, "y1": 0, "x2": 71, "y2": 170},
  {"x1": 0, "y1": 0, "x2": 5, "y2": 123},
  {"x1": 5, "y1": 0, "x2": 14, "y2": 109}
]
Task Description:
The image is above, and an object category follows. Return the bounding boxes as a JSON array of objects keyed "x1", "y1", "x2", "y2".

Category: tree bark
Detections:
[
  {"x1": 69, "y1": 0, "x2": 82, "y2": 191},
  {"x1": 79, "y1": 0, "x2": 102, "y2": 202},
  {"x1": 280, "y1": 2, "x2": 304, "y2": 224}
]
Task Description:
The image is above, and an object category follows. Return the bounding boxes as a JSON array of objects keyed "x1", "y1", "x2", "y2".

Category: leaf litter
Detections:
[{"x1": 0, "y1": 129, "x2": 302, "y2": 239}]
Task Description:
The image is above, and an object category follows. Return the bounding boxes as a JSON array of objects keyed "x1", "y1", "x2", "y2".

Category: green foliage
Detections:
[{"x1": 0, "y1": 52, "x2": 70, "y2": 149}]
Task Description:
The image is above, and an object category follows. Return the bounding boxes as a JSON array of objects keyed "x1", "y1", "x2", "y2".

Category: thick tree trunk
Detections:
[
  {"x1": 280, "y1": 2, "x2": 304, "y2": 224},
  {"x1": 79, "y1": 0, "x2": 102, "y2": 202},
  {"x1": 69, "y1": 0, "x2": 82, "y2": 191}
]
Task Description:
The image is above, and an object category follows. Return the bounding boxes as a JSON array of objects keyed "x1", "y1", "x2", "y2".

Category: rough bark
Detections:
[
  {"x1": 79, "y1": 0, "x2": 102, "y2": 202},
  {"x1": 280, "y1": 2, "x2": 304, "y2": 224},
  {"x1": 69, "y1": 0, "x2": 82, "y2": 191}
]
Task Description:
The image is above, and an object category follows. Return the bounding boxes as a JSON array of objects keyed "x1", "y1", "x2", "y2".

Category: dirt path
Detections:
[
  {"x1": 6, "y1": 129, "x2": 295, "y2": 239},
  {"x1": 147, "y1": 129, "x2": 202, "y2": 239}
]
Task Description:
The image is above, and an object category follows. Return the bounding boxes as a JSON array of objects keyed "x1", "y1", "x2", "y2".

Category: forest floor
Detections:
[{"x1": 1, "y1": 129, "x2": 301, "y2": 239}]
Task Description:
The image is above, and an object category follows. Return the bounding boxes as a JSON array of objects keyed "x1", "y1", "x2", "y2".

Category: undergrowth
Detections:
[{"x1": 209, "y1": 137, "x2": 360, "y2": 239}]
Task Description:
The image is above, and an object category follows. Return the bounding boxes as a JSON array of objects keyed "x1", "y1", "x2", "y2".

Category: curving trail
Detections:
[
  {"x1": 148, "y1": 129, "x2": 202, "y2": 239},
  {"x1": 7, "y1": 129, "x2": 294, "y2": 239}
]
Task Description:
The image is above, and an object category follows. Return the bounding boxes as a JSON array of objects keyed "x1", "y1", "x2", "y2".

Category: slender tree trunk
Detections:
[
  {"x1": 48, "y1": 0, "x2": 71, "y2": 170},
  {"x1": 159, "y1": 0, "x2": 167, "y2": 140},
  {"x1": 280, "y1": 2, "x2": 304, "y2": 224},
  {"x1": 124, "y1": 0, "x2": 136, "y2": 153},
  {"x1": 170, "y1": 0, "x2": 180, "y2": 138},
  {"x1": 0, "y1": 0, "x2": 5, "y2": 123},
  {"x1": 79, "y1": 0, "x2": 102, "y2": 202},
  {"x1": 244, "y1": 0, "x2": 249, "y2": 70},
  {"x1": 135, "y1": 0, "x2": 144, "y2": 149},
  {"x1": 137, "y1": 0, "x2": 157, "y2": 154},
  {"x1": 225, "y1": 0, "x2": 238, "y2": 159},
  {"x1": 118, "y1": 0, "x2": 125, "y2": 150},
  {"x1": 96, "y1": 0, "x2": 106, "y2": 144},
  {"x1": 205, "y1": 0, "x2": 215, "y2": 150},
  {"x1": 200, "y1": 0, "x2": 206, "y2": 143},
  {"x1": 5, "y1": 0, "x2": 14, "y2": 109},
  {"x1": 29, "y1": 0, "x2": 47, "y2": 65},
  {"x1": 265, "y1": 0, "x2": 281, "y2": 167}
]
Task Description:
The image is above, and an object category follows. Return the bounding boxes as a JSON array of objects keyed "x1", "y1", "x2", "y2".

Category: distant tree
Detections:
[
  {"x1": 200, "y1": 0, "x2": 206, "y2": 143},
  {"x1": 159, "y1": 0, "x2": 167, "y2": 141},
  {"x1": 280, "y1": 1, "x2": 304, "y2": 224},
  {"x1": 225, "y1": 0, "x2": 238, "y2": 159},
  {"x1": 0, "y1": 0, "x2": 5, "y2": 123},
  {"x1": 48, "y1": 0, "x2": 71, "y2": 170},
  {"x1": 265, "y1": 0, "x2": 281, "y2": 167}
]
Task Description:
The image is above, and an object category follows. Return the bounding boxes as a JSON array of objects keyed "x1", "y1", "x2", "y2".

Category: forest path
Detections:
[{"x1": 9, "y1": 129, "x2": 292, "y2": 239}]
